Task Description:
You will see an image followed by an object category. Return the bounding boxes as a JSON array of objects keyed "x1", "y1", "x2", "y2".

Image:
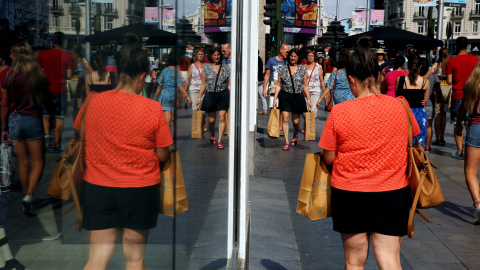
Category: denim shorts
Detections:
[
  {"x1": 466, "y1": 124, "x2": 480, "y2": 148},
  {"x1": 450, "y1": 99, "x2": 462, "y2": 118},
  {"x1": 42, "y1": 93, "x2": 67, "y2": 118},
  {"x1": 8, "y1": 114, "x2": 44, "y2": 141}
]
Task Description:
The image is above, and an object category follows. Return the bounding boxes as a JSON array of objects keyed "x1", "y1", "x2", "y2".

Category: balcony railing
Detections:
[
  {"x1": 104, "y1": 8, "x2": 118, "y2": 17},
  {"x1": 126, "y1": 8, "x2": 143, "y2": 18},
  {"x1": 413, "y1": 12, "x2": 426, "y2": 19},
  {"x1": 69, "y1": 4, "x2": 81, "y2": 16},
  {"x1": 471, "y1": 10, "x2": 480, "y2": 19},
  {"x1": 388, "y1": 12, "x2": 405, "y2": 20},
  {"x1": 51, "y1": 6, "x2": 63, "y2": 15}
]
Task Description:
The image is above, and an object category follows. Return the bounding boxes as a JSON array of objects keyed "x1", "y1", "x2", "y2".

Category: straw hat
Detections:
[{"x1": 375, "y1": 48, "x2": 386, "y2": 54}]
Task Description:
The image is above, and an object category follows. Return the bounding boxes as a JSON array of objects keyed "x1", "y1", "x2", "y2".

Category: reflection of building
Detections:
[
  {"x1": 384, "y1": 0, "x2": 480, "y2": 48},
  {"x1": 48, "y1": 0, "x2": 146, "y2": 47}
]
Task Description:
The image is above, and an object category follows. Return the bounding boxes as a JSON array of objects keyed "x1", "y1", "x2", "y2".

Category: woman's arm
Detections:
[
  {"x1": 272, "y1": 76, "x2": 282, "y2": 108},
  {"x1": 85, "y1": 73, "x2": 92, "y2": 96},
  {"x1": 1, "y1": 87, "x2": 9, "y2": 142},
  {"x1": 156, "y1": 146, "x2": 170, "y2": 163},
  {"x1": 422, "y1": 80, "x2": 430, "y2": 106},
  {"x1": 303, "y1": 73, "x2": 312, "y2": 109},
  {"x1": 319, "y1": 68, "x2": 326, "y2": 94},
  {"x1": 323, "y1": 149, "x2": 337, "y2": 165},
  {"x1": 185, "y1": 64, "x2": 193, "y2": 90},
  {"x1": 196, "y1": 70, "x2": 207, "y2": 108}
]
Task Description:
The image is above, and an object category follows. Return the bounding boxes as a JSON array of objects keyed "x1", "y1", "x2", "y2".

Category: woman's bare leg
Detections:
[
  {"x1": 371, "y1": 232, "x2": 402, "y2": 270},
  {"x1": 12, "y1": 140, "x2": 29, "y2": 196},
  {"x1": 122, "y1": 229, "x2": 150, "y2": 270},
  {"x1": 208, "y1": 112, "x2": 216, "y2": 137},
  {"x1": 84, "y1": 228, "x2": 118, "y2": 270},
  {"x1": 26, "y1": 139, "x2": 44, "y2": 196},
  {"x1": 341, "y1": 233, "x2": 370, "y2": 270},
  {"x1": 281, "y1": 111, "x2": 290, "y2": 145},
  {"x1": 292, "y1": 113, "x2": 300, "y2": 139},
  {"x1": 465, "y1": 145, "x2": 480, "y2": 203},
  {"x1": 218, "y1": 110, "x2": 227, "y2": 144}
]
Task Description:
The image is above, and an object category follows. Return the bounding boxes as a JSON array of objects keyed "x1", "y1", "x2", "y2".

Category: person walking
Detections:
[
  {"x1": 454, "y1": 59, "x2": 480, "y2": 224},
  {"x1": 395, "y1": 53, "x2": 430, "y2": 148},
  {"x1": 381, "y1": 55, "x2": 408, "y2": 97},
  {"x1": 221, "y1": 43, "x2": 231, "y2": 65},
  {"x1": 186, "y1": 48, "x2": 206, "y2": 110},
  {"x1": 1, "y1": 42, "x2": 55, "y2": 216},
  {"x1": 153, "y1": 53, "x2": 190, "y2": 124},
  {"x1": 304, "y1": 49, "x2": 325, "y2": 115},
  {"x1": 321, "y1": 49, "x2": 354, "y2": 106},
  {"x1": 272, "y1": 48, "x2": 312, "y2": 151},
  {"x1": 37, "y1": 32, "x2": 74, "y2": 153},
  {"x1": 319, "y1": 36, "x2": 420, "y2": 270},
  {"x1": 424, "y1": 48, "x2": 450, "y2": 146},
  {"x1": 262, "y1": 44, "x2": 290, "y2": 110},
  {"x1": 85, "y1": 51, "x2": 116, "y2": 95},
  {"x1": 196, "y1": 47, "x2": 231, "y2": 149},
  {"x1": 445, "y1": 37, "x2": 479, "y2": 160},
  {"x1": 376, "y1": 48, "x2": 386, "y2": 65},
  {"x1": 77, "y1": 34, "x2": 173, "y2": 270}
]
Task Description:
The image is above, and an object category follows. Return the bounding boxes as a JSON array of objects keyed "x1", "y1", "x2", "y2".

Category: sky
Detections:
[{"x1": 168, "y1": 0, "x2": 363, "y2": 22}]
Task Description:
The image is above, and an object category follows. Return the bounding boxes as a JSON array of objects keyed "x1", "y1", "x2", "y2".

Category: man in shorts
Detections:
[
  {"x1": 37, "y1": 32, "x2": 74, "y2": 152},
  {"x1": 262, "y1": 44, "x2": 290, "y2": 110},
  {"x1": 445, "y1": 36, "x2": 479, "y2": 159}
]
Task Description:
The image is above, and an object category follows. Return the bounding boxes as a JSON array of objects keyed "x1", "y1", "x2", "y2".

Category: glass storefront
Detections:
[{"x1": 0, "y1": 0, "x2": 248, "y2": 269}]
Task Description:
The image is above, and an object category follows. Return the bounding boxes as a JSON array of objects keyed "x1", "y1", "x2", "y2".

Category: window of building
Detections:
[
  {"x1": 104, "y1": 18, "x2": 113, "y2": 30},
  {"x1": 399, "y1": 3, "x2": 404, "y2": 15},
  {"x1": 52, "y1": 16, "x2": 60, "y2": 27},
  {"x1": 454, "y1": 7, "x2": 462, "y2": 16},
  {"x1": 418, "y1": 22, "x2": 424, "y2": 33},
  {"x1": 474, "y1": 21, "x2": 478, "y2": 33},
  {"x1": 71, "y1": 17, "x2": 77, "y2": 28},
  {"x1": 476, "y1": 0, "x2": 480, "y2": 13},
  {"x1": 52, "y1": 0, "x2": 59, "y2": 9},
  {"x1": 418, "y1": 6, "x2": 425, "y2": 16},
  {"x1": 454, "y1": 21, "x2": 461, "y2": 32}
]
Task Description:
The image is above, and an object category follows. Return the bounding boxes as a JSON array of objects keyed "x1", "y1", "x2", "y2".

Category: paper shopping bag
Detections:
[
  {"x1": 191, "y1": 109, "x2": 204, "y2": 139},
  {"x1": 296, "y1": 152, "x2": 332, "y2": 220},
  {"x1": 159, "y1": 152, "x2": 188, "y2": 217},
  {"x1": 305, "y1": 111, "x2": 316, "y2": 141},
  {"x1": 267, "y1": 108, "x2": 280, "y2": 139}
]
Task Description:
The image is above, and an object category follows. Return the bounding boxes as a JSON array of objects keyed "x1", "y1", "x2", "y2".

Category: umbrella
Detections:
[
  {"x1": 84, "y1": 23, "x2": 176, "y2": 46},
  {"x1": 344, "y1": 26, "x2": 443, "y2": 49}
]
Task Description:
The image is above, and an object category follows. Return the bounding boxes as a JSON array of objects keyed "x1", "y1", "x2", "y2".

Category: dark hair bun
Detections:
[{"x1": 117, "y1": 33, "x2": 149, "y2": 78}]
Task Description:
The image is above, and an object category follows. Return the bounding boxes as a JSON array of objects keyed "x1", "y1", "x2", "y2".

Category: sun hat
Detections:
[{"x1": 376, "y1": 48, "x2": 385, "y2": 54}]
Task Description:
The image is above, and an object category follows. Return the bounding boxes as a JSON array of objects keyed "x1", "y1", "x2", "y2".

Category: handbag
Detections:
[
  {"x1": 159, "y1": 151, "x2": 188, "y2": 217},
  {"x1": 47, "y1": 92, "x2": 97, "y2": 231},
  {"x1": 0, "y1": 143, "x2": 14, "y2": 187},
  {"x1": 304, "y1": 110, "x2": 316, "y2": 141},
  {"x1": 397, "y1": 97, "x2": 445, "y2": 238},
  {"x1": 296, "y1": 152, "x2": 332, "y2": 220},
  {"x1": 326, "y1": 70, "x2": 338, "y2": 112},
  {"x1": 191, "y1": 109, "x2": 204, "y2": 139},
  {"x1": 267, "y1": 107, "x2": 280, "y2": 139}
]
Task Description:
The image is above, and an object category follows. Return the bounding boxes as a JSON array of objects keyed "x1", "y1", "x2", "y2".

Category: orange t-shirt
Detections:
[
  {"x1": 74, "y1": 91, "x2": 173, "y2": 188},
  {"x1": 318, "y1": 95, "x2": 420, "y2": 192}
]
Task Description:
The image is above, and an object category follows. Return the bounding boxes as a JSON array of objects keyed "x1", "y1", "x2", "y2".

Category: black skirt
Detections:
[
  {"x1": 278, "y1": 90, "x2": 307, "y2": 114},
  {"x1": 201, "y1": 90, "x2": 230, "y2": 113}
]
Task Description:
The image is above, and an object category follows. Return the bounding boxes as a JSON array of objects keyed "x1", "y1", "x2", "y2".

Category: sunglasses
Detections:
[
  {"x1": 222, "y1": 50, "x2": 226, "y2": 52},
  {"x1": 285, "y1": 50, "x2": 290, "y2": 53}
]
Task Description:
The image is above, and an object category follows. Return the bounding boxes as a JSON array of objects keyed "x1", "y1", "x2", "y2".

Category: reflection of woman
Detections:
[
  {"x1": 321, "y1": 49, "x2": 354, "y2": 106},
  {"x1": 272, "y1": 48, "x2": 312, "y2": 151},
  {"x1": 153, "y1": 53, "x2": 190, "y2": 123},
  {"x1": 381, "y1": 55, "x2": 408, "y2": 97},
  {"x1": 78, "y1": 34, "x2": 173, "y2": 270},
  {"x1": 85, "y1": 51, "x2": 116, "y2": 95},
  {"x1": 186, "y1": 48, "x2": 206, "y2": 110},
  {"x1": 319, "y1": 37, "x2": 420, "y2": 270},
  {"x1": 395, "y1": 54, "x2": 430, "y2": 147},
  {"x1": 304, "y1": 50, "x2": 325, "y2": 115},
  {"x1": 454, "y1": 60, "x2": 480, "y2": 224},
  {"x1": 196, "y1": 47, "x2": 230, "y2": 149},
  {"x1": 1, "y1": 43, "x2": 53, "y2": 217}
]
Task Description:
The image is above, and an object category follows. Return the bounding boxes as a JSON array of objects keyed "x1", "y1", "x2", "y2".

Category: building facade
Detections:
[{"x1": 384, "y1": 0, "x2": 480, "y2": 48}]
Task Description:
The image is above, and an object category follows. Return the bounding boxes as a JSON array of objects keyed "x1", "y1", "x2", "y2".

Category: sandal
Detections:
[
  {"x1": 291, "y1": 135, "x2": 298, "y2": 146},
  {"x1": 218, "y1": 142, "x2": 224, "y2": 149},
  {"x1": 432, "y1": 141, "x2": 441, "y2": 146},
  {"x1": 282, "y1": 143, "x2": 289, "y2": 151},
  {"x1": 210, "y1": 135, "x2": 216, "y2": 145}
]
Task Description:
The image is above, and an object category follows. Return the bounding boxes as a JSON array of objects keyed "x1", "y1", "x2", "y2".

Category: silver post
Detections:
[
  {"x1": 85, "y1": 0, "x2": 91, "y2": 61},
  {"x1": 366, "y1": 0, "x2": 370, "y2": 31},
  {"x1": 336, "y1": 0, "x2": 339, "y2": 20}
]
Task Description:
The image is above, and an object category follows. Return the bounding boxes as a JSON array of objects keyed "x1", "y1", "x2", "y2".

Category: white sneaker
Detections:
[{"x1": 474, "y1": 205, "x2": 480, "y2": 225}]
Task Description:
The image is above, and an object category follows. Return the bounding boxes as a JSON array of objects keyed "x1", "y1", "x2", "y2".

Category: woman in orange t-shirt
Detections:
[
  {"x1": 75, "y1": 34, "x2": 173, "y2": 270},
  {"x1": 319, "y1": 37, "x2": 420, "y2": 269}
]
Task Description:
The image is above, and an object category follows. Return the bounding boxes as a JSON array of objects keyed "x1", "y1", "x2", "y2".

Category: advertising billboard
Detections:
[
  {"x1": 163, "y1": 8, "x2": 175, "y2": 28},
  {"x1": 444, "y1": 0, "x2": 467, "y2": 7},
  {"x1": 204, "y1": 0, "x2": 232, "y2": 32},
  {"x1": 145, "y1": 7, "x2": 158, "y2": 24},
  {"x1": 281, "y1": 0, "x2": 318, "y2": 34},
  {"x1": 413, "y1": 0, "x2": 436, "y2": 7},
  {"x1": 370, "y1": 10, "x2": 384, "y2": 26},
  {"x1": 352, "y1": 10, "x2": 366, "y2": 29}
]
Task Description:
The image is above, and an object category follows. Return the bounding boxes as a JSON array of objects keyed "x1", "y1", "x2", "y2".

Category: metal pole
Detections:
[
  {"x1": 86, "y1": 0, "x2": 91, "y2": 61},
  {"x1": 366, "y1": 0, "x2": 370, "y2": 31},
  {"x1": 335, "y1": 0, "x2": 339, "y2": 20},
  {"x1": 437, "y1": 0, "x2": 444, "y2": 41}
]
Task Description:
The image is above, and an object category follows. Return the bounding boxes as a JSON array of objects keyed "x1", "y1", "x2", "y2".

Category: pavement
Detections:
[{"x1": 2, "y1": 95, "x2": 480, "y2": 270}]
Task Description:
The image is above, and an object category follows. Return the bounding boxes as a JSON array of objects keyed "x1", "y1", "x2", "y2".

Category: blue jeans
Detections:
[
  {"x1": 8, "y1": 114, "x2": 44, "y2": 141},
  {"x1": 466, "y1": 124, "x2": 480, "y2": 148}
]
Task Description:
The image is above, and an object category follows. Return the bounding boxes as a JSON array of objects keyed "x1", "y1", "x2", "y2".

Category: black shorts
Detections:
[
  {"x1": 82, "y1": 181, "x2": 159, "y2": 231},
  {"x1": 331, "y1": 186, "x2": 410, "y2": 236},
  {"x1": 278, "y1": 90, "x2": 307, "y2": 114},
  {"x1": 201, "y1": 90, "x2": 230, "y2": 113}
]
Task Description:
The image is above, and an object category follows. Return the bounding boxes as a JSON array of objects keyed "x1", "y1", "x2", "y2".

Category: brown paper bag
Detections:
[
  {"x1": 159, "y1": 152, "x2": 188, "y2": 217},
  {"x1": 191, "y1": 109, "x2": 204, "y2": 139},
  {"x1": 304, "y1": 111, "x2": 316, "y2": 141},
  {"x1": 296, "y1": 152, "x2": 332, "y2": 220},
  {"x1": 267, "y1": 108, "x2": 280, "y2": 138}
]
